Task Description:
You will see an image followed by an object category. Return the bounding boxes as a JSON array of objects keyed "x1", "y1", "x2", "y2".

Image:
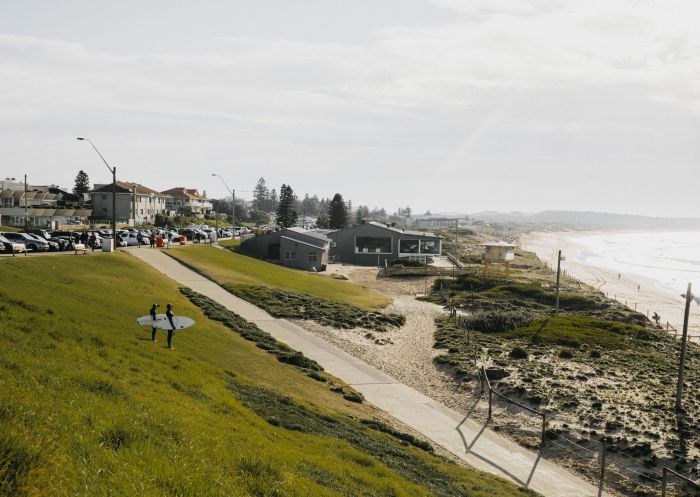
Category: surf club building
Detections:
[{"x1": 326, "y1": 221, "x2": 442, "y2": 266}]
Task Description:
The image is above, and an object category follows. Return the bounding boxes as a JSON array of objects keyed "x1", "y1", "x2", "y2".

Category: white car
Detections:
[{"x1": 120, "y1": 232, "x2": 147, "y2": 246}]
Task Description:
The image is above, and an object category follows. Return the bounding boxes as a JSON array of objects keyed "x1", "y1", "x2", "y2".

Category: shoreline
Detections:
[{"x1": 520, "y1": 230, "x2": 700, "y2": 336}]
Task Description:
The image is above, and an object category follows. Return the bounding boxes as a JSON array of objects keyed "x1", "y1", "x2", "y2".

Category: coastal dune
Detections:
[{"x1": 521, "y1": 231, "x2": 700, "y2": 336}]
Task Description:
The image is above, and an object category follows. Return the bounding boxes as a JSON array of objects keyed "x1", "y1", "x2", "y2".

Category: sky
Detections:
[{"x1": 1, "y1": 0, "x2": 700, "y2": 217}]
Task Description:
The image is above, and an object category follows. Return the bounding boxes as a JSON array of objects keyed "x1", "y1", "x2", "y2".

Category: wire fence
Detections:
[{"x1": 473, "y1": 363, "x2": 700, "y2": 497}]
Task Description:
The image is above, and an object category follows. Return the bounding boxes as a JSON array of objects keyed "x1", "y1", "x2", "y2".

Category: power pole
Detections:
[
  {"x1": 555, "y1": 250, "x2": 562, "y2": 314},
  {"x1": 676, "y1": 282, "x2": 692, "y2": 411},
  {"x1": 24, "y1": 173, "x2": 28, "y2": 230}
]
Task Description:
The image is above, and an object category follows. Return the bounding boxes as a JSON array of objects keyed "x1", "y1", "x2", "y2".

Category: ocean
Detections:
[{"x1": 566, "y1": 231, "x2": 700, "y2": 297}]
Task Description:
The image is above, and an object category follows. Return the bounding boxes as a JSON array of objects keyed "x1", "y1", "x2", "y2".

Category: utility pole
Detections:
[
  {"x1": 24, "y1": 173, "x2": 28, "y2": 230},
  {"x1": 555, "y1": 250, "x2": 562, "y2": 314},
  {"x1": 77, "y1": 138, "x2": 117, "y2": 246},
  {"x1": 676, "y1": 282, "x2": 692, "y2": 411}
]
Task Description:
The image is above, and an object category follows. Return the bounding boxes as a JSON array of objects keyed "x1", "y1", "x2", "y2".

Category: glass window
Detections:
[
  {"x1": 399, "y1": 239, "x2": 419, "y2": 254},
  {"x1": 308, "y1": 252, "x2": 318, "y2": 263},
  {"x1": 284, "y1": 250, "x2": 296, "y2": 260},
  {"x1": 355, "y1": 236, "x2": 391, "y2": 254},
  {"x1": 420, "y1": 239, "x2": 439, "y2": 254}
]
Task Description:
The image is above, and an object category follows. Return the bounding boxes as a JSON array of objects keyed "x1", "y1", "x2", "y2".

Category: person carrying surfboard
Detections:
[
  {"x1": 166, "y1": 303, "x2": 176, "y2": 349},
  {"x1": 149, "y1": 303, "x2": 159, "y2": 341}
]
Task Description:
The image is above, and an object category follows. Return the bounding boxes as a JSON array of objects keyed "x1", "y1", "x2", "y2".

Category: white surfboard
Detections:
[{"x1": 136, "y1": 314, "x2": 195, "y2": 330}]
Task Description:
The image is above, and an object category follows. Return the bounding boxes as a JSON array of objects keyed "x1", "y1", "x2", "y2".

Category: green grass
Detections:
[
  {"x1": 0, "y1": 253, "x2": 536, "y2": 497},
  {"x1": 0, "y1": 225, "x2": 22, "y2": 232},
  {"x1": 166, "y1": 244, "x2": 390, "y2": 310},
  {"x1": 504, "y1": 315, "x2": 651, "y2": 349}
]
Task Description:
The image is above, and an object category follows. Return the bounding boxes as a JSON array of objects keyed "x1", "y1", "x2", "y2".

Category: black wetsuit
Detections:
[
  {"x1": 166, "y1": 308, "x2": 176, "y2": 348},
  {"x1": 150, "y1": 305, "x2": 158, "y2": 341}
]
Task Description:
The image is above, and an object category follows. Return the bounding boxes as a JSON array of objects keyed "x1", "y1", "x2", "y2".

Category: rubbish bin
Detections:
[
  {"x1": 102, "y1": 238, "x2": 115, "y2": 252},
  {"x1": 156, "y1": 236, "x2": 164, "y2": 248},
  {"x1": 179, "y1": 235, "x2": 186, "y2": 246}
]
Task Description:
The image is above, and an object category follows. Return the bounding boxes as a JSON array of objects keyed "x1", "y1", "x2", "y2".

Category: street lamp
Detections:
[
  {"x1": 211, "y1": 173, "x2": 235, "y2": 228},
  {"x1": 77, "y1": 137, "x2": 117, "y2": 247}
]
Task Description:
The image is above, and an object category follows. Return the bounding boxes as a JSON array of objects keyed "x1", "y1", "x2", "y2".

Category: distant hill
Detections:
[{"x1": 470, "y1": 210, "x2": 700, "y2": 230}]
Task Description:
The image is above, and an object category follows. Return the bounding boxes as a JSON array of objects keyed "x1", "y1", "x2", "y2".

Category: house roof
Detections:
[
  {"x1": 479, "y1": 240, "x2": 518, "y2": 247},
  {"x1": 161, "y1": 187, "x2": 208, "y2": 200},
  {"x1": 92, "y1": 181, "x2": 164, "y2": 195}
]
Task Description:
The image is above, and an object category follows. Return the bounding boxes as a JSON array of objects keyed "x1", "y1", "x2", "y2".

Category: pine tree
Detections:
[
  {"x1": 328, "y1": 193, "x2": 348, "y2": 229},
  {"x1": 275, "y1": 184, "x2": 298, "y2": 228},
  {"x1": 270, "y1": 189, "x2": 278, "y2": 211},
  {"x1": 253, "y1": 177, "x2": 269, "y2": 211},
  {"x1": 72, "y1": 170, "x2": 90, "y2": 200}
]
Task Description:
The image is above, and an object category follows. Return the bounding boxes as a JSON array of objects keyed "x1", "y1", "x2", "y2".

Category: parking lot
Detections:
[{"x1": 0, "y1": 226, "x2": 242, "y2": 258}]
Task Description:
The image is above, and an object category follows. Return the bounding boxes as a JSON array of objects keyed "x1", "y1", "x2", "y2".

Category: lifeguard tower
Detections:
[{"x1": 479, "y1": 240, "x2": 517, "y2": 274}]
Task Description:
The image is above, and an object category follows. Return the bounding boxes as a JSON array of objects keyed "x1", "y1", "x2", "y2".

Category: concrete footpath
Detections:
[{"x1": 130, "y1": 248, "x2": 606, "y2": 497}]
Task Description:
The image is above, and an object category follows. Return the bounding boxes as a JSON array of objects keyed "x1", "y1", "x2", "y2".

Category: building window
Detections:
[
  {"x1": 399, "y1": 239, "x2": 419, "y2": 254},
  {"x1": 284, "y1": 250, "x2": 296, "y2": 260},
  {"x1": 102, "y1": 194, "x2": 106, "y2": 200},
  {"x1": 102, "y1": 207, "x2": 107, "y2": 213},
  {"x1": 308, "y1": 252, "x2": 318, "y2": 263},
  {"x1": 355, "y1": 236, "x2": 391, "y2": 254},
  {"x1": 420, "y1": 240, "x2": 439, "y2": 254}
]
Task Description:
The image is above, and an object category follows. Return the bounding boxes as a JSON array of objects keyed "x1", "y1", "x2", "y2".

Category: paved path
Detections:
[{"x1": 130, "y1": 249, "x2": 607, "y2": 497}]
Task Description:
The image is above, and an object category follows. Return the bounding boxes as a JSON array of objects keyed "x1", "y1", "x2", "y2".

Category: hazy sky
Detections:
[{"x1": 2, "y1": 0, "x2": 699, "y2": 216}]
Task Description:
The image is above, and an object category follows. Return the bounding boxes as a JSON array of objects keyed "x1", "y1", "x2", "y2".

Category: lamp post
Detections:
[
  {"x1": 211, "y1": 173, "x2": 235, "y2": 228},
  {"x1": 77, "y1": 138, "x2": 117, "y2": 246},
  {"x1": 676, "y1": 283, "x2": 699, "y2": 411}
]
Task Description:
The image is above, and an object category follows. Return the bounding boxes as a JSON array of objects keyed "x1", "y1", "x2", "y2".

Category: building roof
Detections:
[
  {"x1": 92, "y1": 181, "x2": 164, "y2": 195},
  {"x1": 161, "y1": 187, "x2": 208, "y2": 200},
  {"x1": 281, "y1": 235, "x2": 328, "y2": 250},
  {"x1": 366, "y1": 221, "x2": 441, "y2": 238},
  {"x1": 286, "y1": 227, "x2": 332, "y2": 243},
  {"x1": 479, "y1": 240, "x2": 518, "y2": 247}
]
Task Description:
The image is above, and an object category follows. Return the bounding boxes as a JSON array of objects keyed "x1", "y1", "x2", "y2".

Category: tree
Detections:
[
  {"x1": 316, "y1": 213, "x2": 330, "y2": 228},
  {"x1": 328, "y1": 193, "x2": 348, "y2": 229},
  {"x1": 270, "y1": 189, "x2": 278, "y2": 212},
  {"x1": 276, "y1": 184, "x2": 298, "y2": 228},
  {"x1": 253, "y1": 177, "x2": 269, "y2": 211},
  {"x1": 355, "y1": 205, "x2": 370, "y2": 224},
  {"x1": 73, "y1": 170, "x2": 90, "y2": 200}
]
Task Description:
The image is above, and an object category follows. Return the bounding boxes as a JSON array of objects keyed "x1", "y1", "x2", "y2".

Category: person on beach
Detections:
[
  {"x1": 166, "y1": 303, "x2": 176, "y2": 350},
  {"x1": 149, "y1": 303, "x2": 160, "y2": 341},
  {"x1": 89, "y1": 232, "x2": 97, "y2": 251},
  {"x1": 149, "y1": 233, "x2": 156, "y2": 248}
]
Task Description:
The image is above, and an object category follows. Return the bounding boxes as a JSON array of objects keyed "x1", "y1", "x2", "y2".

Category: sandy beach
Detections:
[{"x1": 520, "y1": 230, "x2": 700, "y2": 336}]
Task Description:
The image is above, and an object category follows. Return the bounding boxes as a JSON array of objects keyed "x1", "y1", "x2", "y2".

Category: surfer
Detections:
[
  {"x1": 166, "y1": 303, "x2": 176, "y2": 349},
  {"x1": 149, "y1": 303, "x2": 159, "y2": 341}
]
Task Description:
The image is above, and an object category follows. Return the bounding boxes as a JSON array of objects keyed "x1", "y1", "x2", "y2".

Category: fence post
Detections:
[
  {"x1": 540, "y1": 413, "x2": 547, "y2": 448},
  {"x1": 661, "y1": 468, "x2": 667, "y2": 497},
  {"x1": 598, "y1": 441, "x2": 606, "y2": 497},
  {"x1": 488, "y1": 387, "x2": 493, "y2": 420}
]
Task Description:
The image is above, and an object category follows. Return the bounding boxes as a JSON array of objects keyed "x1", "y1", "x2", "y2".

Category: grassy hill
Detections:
[
  {"x1": 0, "y1": 253, "x2": 535, "y2": 497},
  {"x1": 165, "y1": 244, "x2": 390, "y2": 310}
]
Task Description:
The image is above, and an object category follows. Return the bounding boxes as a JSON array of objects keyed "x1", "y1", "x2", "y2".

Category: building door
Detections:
[{"x1": 268, "y1": 243, "x2": 280, "y2": 259}]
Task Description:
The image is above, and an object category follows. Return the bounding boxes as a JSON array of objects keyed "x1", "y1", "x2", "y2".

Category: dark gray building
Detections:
[
  {"x1": 242, "y1": 227, "x2": 330, "y2": 271},
  {"x1": 327, "y1": 221, "x2": 442, "y2": 266}
]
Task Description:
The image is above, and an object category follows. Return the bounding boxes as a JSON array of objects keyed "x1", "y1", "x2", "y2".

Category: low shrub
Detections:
[
  {"x1": 460, "y1": 310, "x2": 535, "y2": 333},
  {"x1": 509, "y1": 347, "x2": 528, "y2": 359}
]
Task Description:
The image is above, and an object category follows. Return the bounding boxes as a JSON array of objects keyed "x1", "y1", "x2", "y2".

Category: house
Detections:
[
  {"x1": 90, "y1": 181, "x2": 168, "y2": 226},
  {"x1": 161, "y1": 187, "x2": 212, "y2": 218},
  {"x1": 327, "y1": 221, "x2": 443, "y2": 266},
  {"x1": 480, "y1": 240, "x2": 517, "y2": 273},
  {"x1": 242, "y1": 227, "x2": 331, "y2": 271},
  {"x1": 412, "y1": 217, "x2": 460, "y2": 229},
  {"x1": 0, "y1": 180, "x2": 91, "y2": 227}
]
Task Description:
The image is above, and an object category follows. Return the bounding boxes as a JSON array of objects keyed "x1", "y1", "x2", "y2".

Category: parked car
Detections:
[
  {"x1": 0, "y1": 234, "x2": 26, "y2": 254},
  {"x1": 1, "y1": 232, "x2": 50, "y2": 252},
  {"x1": 25, "y1": 233, "x2": 60, "y2": 251},
  {"x1": 120, "y1": 231, "x2": 148, "y2": 246}
]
